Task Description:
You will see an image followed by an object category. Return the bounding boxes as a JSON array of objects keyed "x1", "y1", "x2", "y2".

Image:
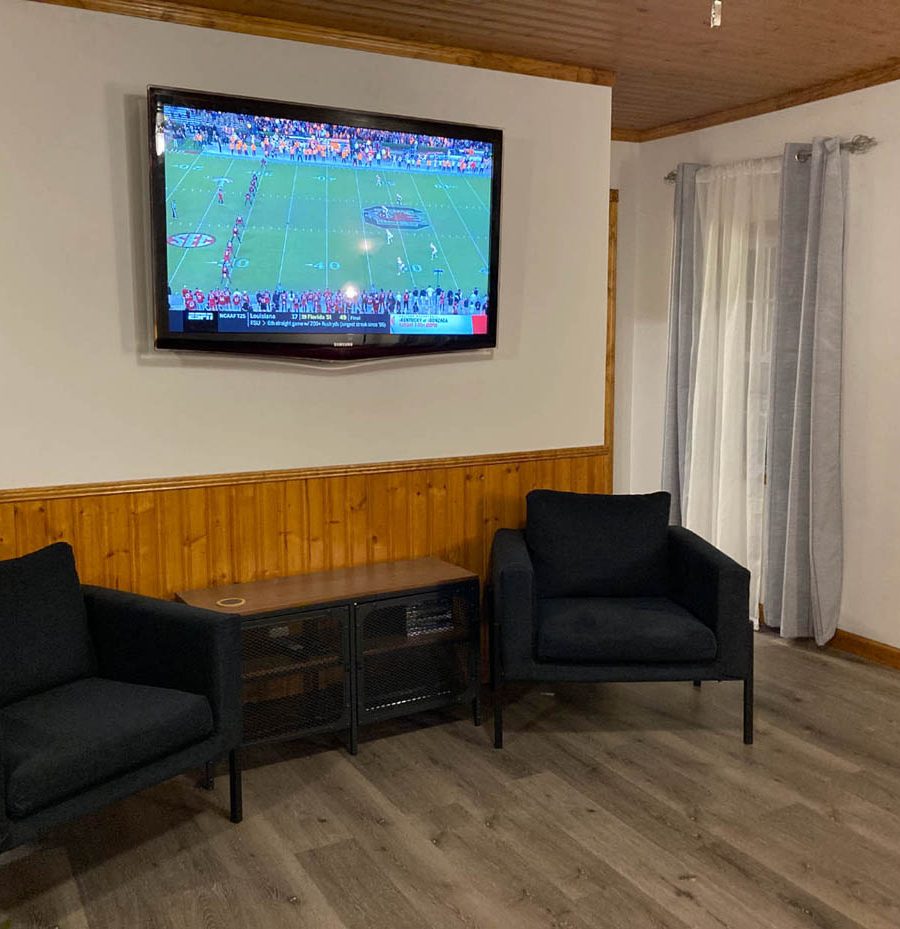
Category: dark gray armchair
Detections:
[
  {"x1": 0, "y1": 543, "x2": 243, "y2": 853},
  {"x1": 490, "y1": 490, "x2": 753, "y2": 747}
]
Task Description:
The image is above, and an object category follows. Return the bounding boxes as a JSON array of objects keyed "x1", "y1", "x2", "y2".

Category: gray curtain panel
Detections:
[
  {"x1": 764, "y1": 138, "x2": 845, "y2": 644},
  {"x1": 661, "y1": 164, "x2": 704, "y2": 525}
]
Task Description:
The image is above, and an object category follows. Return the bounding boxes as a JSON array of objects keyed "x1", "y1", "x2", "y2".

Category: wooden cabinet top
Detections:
[{"x1": 176, "y1": 557, "x2": 477, "y2": 617}]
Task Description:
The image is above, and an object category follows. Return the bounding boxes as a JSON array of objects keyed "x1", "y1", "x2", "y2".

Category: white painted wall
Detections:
[
  {"x1": 612, "y1": 82, "x2": 900, "y2": 648},
  {"x1": 0, "y1": 0, "x2": 610, "y2": 489}
]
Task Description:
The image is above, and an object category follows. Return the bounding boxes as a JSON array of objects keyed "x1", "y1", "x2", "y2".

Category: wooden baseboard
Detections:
[{"x1": 830, "y1": 629, "x2": 900, "y2": 671}]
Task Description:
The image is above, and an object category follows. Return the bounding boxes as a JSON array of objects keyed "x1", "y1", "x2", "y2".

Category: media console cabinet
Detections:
[{"x1": 177, "y1": 558, "x2": 481, "y2": 754}]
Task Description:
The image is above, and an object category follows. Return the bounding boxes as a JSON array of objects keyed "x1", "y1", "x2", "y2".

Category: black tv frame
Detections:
[{"x1": 147, "y1": 86, "x2": 502, "y2": 362}]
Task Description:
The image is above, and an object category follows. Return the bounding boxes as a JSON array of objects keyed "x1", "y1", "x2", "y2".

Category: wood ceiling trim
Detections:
[
  {"x1": 610, "y1": 128, "x2": 644, "y2": 143},
  {"x1": 31, "y1": 0, "x2": 615, "y2": 86},
  {"x1": 626, "y1": 58, "x2": 900, "y2": 143}
]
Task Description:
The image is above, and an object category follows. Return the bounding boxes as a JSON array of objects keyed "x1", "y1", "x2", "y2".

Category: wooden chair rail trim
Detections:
[
  {"x1": 0, "y1": 445, "x2": 610, "y2": 503},
  {"x1": 830, "y1": 629, "x2": 900, "y2": 672},
  {"x1": 31, "y1": 0, "x2": 615, "y2": 86}
]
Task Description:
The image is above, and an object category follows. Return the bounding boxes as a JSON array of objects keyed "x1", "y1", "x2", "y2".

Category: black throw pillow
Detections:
[{"x1": 525, "y1": 490, "x2": 671, "y2": 598}]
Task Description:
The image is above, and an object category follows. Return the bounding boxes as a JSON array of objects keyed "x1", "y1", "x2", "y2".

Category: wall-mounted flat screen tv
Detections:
[{"x1": 148, "y1": 86, "x2": 502, "y2": 362}]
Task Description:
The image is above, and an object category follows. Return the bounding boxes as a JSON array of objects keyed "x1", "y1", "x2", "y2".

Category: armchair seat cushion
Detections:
[
  {"x1": 2, "y1": 677, "x2": 214, "y2": 819},
  {"x1": 536, "y1": 597, "x2": 718, "y2": 664}
]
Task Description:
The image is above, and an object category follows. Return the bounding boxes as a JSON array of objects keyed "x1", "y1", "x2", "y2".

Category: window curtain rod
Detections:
[{"x1": 662, "y1": 134, "x2": 877, "y2": 183}]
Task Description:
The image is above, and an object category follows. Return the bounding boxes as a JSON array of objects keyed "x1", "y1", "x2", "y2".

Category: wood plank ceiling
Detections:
[{"x1": 38, "y1": 0, "x2": 900, "y2": 138}]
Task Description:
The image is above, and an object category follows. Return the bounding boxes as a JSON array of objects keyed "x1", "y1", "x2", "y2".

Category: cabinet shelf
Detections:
[
  {"x1": 363, "y1": 627, "x2": 467, "y2": 657},
  {"x1": 243, "y1": 652, "x2": 343, "y2": 680}
]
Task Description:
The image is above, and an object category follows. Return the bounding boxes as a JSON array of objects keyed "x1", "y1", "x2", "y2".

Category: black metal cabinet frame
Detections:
[{"x1": 238, "y1": 578, "x2": 481, "y2": 753}]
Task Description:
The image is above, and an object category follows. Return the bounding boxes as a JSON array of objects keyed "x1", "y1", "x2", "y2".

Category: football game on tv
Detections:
[{"x1": 149, "y1": 87, "x2": 502, "y2": 361}]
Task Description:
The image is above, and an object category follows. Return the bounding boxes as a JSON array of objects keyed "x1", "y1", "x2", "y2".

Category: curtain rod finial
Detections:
[
  {"x1": 847, "y1": 134, "x2": 877, "y2": 155},
  {"x1": 664, "y1": 169, "x2": 677, "y2": 184}
]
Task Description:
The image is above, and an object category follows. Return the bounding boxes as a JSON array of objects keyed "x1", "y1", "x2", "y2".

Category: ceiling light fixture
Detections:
[{"x1": 710, "y1": 0, "x2": 722, "y2": 28}]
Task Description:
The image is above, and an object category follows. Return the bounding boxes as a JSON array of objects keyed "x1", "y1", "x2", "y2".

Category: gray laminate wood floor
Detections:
[{"x1": 3, "y1": 633, "x2": 900, "y2": 929}]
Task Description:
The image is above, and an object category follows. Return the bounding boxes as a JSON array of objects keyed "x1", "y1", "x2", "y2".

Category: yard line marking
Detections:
[
  {"x1": 440, "y1": 183, "x2": 487, "y2": 267},
  {"x1": 391, "y1": 179, "x2": 417, "y2": 287},
  {"x1": 277, "y1": 158, "x2": 301, "y2": 287},
  {"x1": 463, "y1": 176, "x2": 490, "y2": 211},
  {"x1": 352, "y1": 167, "x2": 374, "y2": 289},
  {"x1": 170, "y1": 157, "x2": 236, "y2": 283},
  {"x1": 165, "y1": 151, "x2": 203, "y2": 202},
  {"x1": 324, "y1": 165, "x2": 329, "y2": 289},
  {"x1": 409, "y1": 173, "x2": 459, "y2": 290}
]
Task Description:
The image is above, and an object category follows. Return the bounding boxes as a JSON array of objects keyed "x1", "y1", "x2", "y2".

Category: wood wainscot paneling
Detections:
[{"x1": 0, "y1": 446, "x2": 611, "y2": 599}]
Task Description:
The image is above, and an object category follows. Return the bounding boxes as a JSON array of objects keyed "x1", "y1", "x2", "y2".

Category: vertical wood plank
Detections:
[
  {"x1": 386, "y1": 471, "x2": 410, "y2": 562},
  {"x1": 323, "y1": 476, "x2": 348, "y2": 570},
  {"x1": 182, "y1": 487, "x2": 210, "y2": 590},
  {"x1": 72, "y1": 496, "x2": 105, "y2": 587},
  {"x1": 158, "y1": 488, "x2": 187, "y2": 596},
  {"x1": 366, "y1": 473, "x2": 390, "y2": 565},
  {"x1": 46, "y1": 497, "x2": 76, "y2": 546},
  {"x1": 570, "y1": 456, "x2": 591, "y2": 493},
  {"x1": 207, "y1": 486, "x2": 233, "y2": 586},
  {"x1": 407, "y1": 468, "x2": 429, "y2": 559},
  {"x1": 131, "y1": 490, "x2": 161, "y2": 597},
  {"x1": 306, "y1": 478, "x2": 327, "y2": 573},
  {"x1": 345, "y1": 474, "x2": 368, "y2": 567},
  {"x1": 462, "y1": 466, "x2": 485, "y2": 576},
  {"x1": 283, "y1": 478, "x2": 310, "y2": 575},
  {"x1": 232, "y1": 483, "x2": 259, "y2": 583},
  {"x1": 256, "y1": 480, "x2": 285, "y2": 580},
  {"x1": 517, "y1": 458, "x2": 539, "y2": 517},
  {"x1": 427, "y1": 467, "x2": 449, "y2": 561},
  {"x1": 553, "y1": 456, "x2": 574, "y2": 492},
  {"x1": 445, "y1": 466, "x2": 467, "y2": 567},
  {"x1": 0, "y1": 503, "x2": 17, "y2": 560},
  {"x1": 103, "y1": 493, "x2": 133, "y2": 591},
  {"x1": 14, "y1": 501, "x2": 50, "y2": 556}
]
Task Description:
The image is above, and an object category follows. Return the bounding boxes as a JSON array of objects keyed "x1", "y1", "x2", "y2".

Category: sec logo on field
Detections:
[{"x1": 167, "y1": 233, "x2": 216, "y2": 248}]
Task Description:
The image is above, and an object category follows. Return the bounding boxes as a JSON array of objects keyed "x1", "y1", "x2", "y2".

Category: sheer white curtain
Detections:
[{"x1": 682, "y1": 159, "x2": 781, "y2": 621}]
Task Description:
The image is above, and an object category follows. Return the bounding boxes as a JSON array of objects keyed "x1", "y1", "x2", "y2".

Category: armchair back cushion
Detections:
[
  {"x1": 525, "y1": 491, "x2": 671, "y2": 599},
  {"x1": 0, "y1": 542, "x2": 96, "y2": 706}
]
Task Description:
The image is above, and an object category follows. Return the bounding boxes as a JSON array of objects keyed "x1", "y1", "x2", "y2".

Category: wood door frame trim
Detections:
[
  {"x1": 606, "y1": 190, "x2": 618, "y2": 484},
  {"x1": 30, "y1": 0, "x2": 615, "y2": 86}
]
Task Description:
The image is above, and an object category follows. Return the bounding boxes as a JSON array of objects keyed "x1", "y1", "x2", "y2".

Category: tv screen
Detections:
[{"x1": 147, "y1": 86, "x2": 502, "y2": 362}]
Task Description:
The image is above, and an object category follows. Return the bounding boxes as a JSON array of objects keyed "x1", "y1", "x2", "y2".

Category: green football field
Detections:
[{"x1": 164, "y1": 152, "x2": 492, "y2": 300}]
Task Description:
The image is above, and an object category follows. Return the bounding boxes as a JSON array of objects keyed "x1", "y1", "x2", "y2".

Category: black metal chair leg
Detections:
[
  {"x1": 743, "y1": 677, "x2": 754, "y2": 745},
  {"x1": 692, "y1": 680, "x2": 702, "y2": 688},
  {"x1": 472, "y1": 693, "x2": 482, "y2": 727},
  {"x1": 229, "y1": 749, "x2": 243, "y2": 823},
  {"x1": 493, "y1": 687, "x2": 503, "y2": 749},
  {"x1": 202, "y1": 761, "x2": 215, "y2": 790}
]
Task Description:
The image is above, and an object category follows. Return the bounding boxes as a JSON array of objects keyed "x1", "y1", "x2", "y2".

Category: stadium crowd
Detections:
[
  {"x1": 178, "y1": 284, "x2": 488, "y2": 317},
  {"x1": 163, "y1": 108, "x2": 493, "y2": 175}
]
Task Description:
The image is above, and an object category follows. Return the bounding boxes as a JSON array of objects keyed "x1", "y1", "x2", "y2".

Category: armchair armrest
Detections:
[
  {"x1": 491, "y1": 529, "x2": 537, "y2": 676},
  {"x1": 0, "y1": 724, "x2": 7, "y2": 848},
  {"x1": 83, "y1": 586, "x2": 241, "y2": 743},
  {"x1": 667, "y1": 527, "x2": 752, "y2": 677}
]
